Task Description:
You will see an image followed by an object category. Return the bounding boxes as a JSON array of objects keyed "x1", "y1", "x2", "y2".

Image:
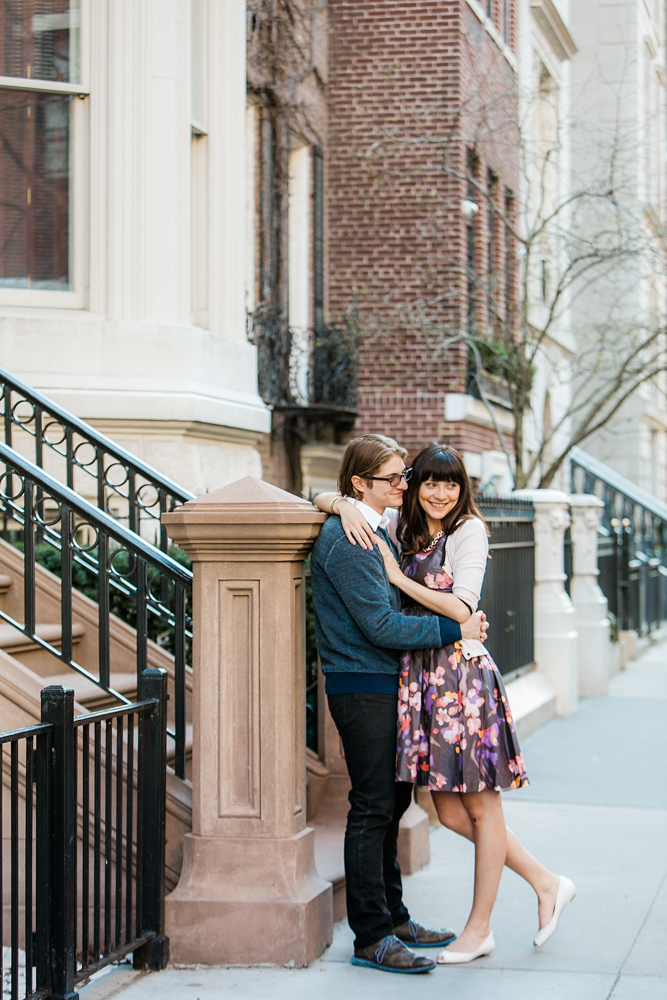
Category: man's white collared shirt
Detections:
[{"x1": 344, "y1": 497, "x2": 392, "y2": 531}]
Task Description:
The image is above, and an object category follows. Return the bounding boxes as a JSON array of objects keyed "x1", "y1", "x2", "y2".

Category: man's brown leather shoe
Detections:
[
  {"x1": 351, "y1": 934, "x2": 436, "y2": 973},
  {"x1": 394, "y1": 918, "x2": 457, "y2": 948}
]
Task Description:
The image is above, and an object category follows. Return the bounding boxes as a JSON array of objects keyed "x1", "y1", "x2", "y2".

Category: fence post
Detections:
[
  {"x1": 35, "y1": 726, "x2": 53, "y2": 995},
  {"x1": 513, "y1": 489, "x2": 578, "y2": 716},
  {"x1": 569, "y1": 495, "x2": 611, "y2": 696},
  {"x1": 40, "y1": 686, "x2": 78, "y2": 1000},
  {"x1": 133, "y1": 667, "x2": 170, "y2": 970}
]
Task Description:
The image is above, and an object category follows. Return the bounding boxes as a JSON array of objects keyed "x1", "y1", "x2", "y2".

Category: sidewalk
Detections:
[{"x1": 89, "y1": 641, "x2": 667, "y2": 1000}]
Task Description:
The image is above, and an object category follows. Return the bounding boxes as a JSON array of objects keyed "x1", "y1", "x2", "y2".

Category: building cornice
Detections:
[{"x1": 530, "y1": 0, "x2": 577, "y2": 62}]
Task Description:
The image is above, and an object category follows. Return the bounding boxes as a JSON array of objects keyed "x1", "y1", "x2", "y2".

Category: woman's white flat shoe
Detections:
[
  {"x1": 436, "y1": 931, "x2": 494, "y2": 965},
  {"x1": 533, "y1": 876, "x2": 576, "y2": 948}
]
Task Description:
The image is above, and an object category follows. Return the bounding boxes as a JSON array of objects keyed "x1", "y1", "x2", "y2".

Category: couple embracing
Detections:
[{"x1": 311, "y1": 434, "x2": 575, "y2": 975}]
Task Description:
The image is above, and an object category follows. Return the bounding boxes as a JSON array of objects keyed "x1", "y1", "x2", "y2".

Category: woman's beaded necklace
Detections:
[{"x1": 421, "y1": 529, "x2": 444, "y2": 554}]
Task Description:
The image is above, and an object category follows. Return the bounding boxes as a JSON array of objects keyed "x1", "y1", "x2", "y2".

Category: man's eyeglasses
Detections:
[{"x1": 368, "y1": 468, "x2": 413, "y2": 488}]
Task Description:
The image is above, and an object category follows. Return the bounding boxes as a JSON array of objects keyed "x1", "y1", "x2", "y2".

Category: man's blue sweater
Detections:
[{"x1": 311, "y1": 517, "x2": 462, "y2": 692}]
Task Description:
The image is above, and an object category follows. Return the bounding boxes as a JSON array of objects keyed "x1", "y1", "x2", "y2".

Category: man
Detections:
[{"x1": 311, "y1": 434, "x2": 489, "y2": 974}]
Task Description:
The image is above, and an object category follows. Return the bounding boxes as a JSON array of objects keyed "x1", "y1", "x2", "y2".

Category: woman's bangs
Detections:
[{"x1": 420, "y1": 449, "x2": 464, "y2": 484}]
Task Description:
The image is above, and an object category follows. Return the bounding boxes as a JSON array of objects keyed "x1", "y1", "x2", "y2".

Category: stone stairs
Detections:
[{"x1": 0, "y1": 538, "x2": 192, "y2": 889}]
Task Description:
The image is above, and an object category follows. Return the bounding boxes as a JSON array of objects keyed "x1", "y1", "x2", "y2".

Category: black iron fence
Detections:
[
  {"x1": 1, "y1": 367, "x2": 194, "y2": 553},
  {"x1": 1, "y1": 669, "x2": 167, "y2": 1000},
  {"x1": 570, "y1": 447, "x2": 667, "y2": 635},
  {"x1": 0, "y1": 442, "x2": 192, "y2": 779},
  {"x1": 477, "y1": 497, "x2": 535, "y2": 677}
]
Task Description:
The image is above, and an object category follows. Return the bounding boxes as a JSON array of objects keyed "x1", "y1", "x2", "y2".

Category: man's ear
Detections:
[{"x1": 350, "y1": 475, "x2": 366, "y2": 499}]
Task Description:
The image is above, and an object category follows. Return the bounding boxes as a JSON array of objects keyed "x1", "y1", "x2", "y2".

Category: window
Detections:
[
  {"x1": 487, "y1": 170, "x2": 496, "y2": 323},
  {"x1": 0, "y1": 1, "x2": 82, "y2": 296},
  {"x1": 466, "y1": 150, "x2": 477, "y2": 335},
  {"x1": 259, "y1": 108, "x2": 276, "y2": 305},
  {"x1": 504, "y1": 190, "x2": 513, "y2": 325},
  {"x1": 288, "y1": 141, "x2": 311, "y2": 402}
]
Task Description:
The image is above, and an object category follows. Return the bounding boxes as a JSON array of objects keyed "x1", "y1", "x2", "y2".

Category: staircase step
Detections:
[
  {"x1": 312, "y1": 826, "x2": 346, "y2": 923},
  {"x1": 165, "y1": 724, "x2": 194, "y2": 779},
  {"x1": 0, "y1": 622, "x2": 84, "y2": 655},
  {"x1": 46, "y1": 672, "x2": 137, "y2": 711},
  {"x1": 0, "y1": 575, "x2": 11, "y2": 598}
]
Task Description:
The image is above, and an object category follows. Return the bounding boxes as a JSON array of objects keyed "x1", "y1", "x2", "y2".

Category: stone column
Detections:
[
  {"x1": 569, "y1": 494, "x2": 610, "y2": 696},
  {"x1": 162, "y1": 476, "x2": 332, "y2": 966},
  {"x1": 513, "y1": 490, "x2": 578, "y2": 716}
]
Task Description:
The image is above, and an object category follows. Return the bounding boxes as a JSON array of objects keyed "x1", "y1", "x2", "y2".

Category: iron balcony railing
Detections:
[
  {"x1": 0, "y1": 367, "x2": 195, "y2": 553},
  {"x1": 0, "y1": 672, "x2": 168, "y2": 1000},
  {"x1": 0, "y1": 442, "x2": 192, "y2": 779},
  {"x1": 570, "y1": 446, "x2": 667, "y2": 634},
  {"x1": 249, "y1": 307, "x2": 359, "y2": 414}
]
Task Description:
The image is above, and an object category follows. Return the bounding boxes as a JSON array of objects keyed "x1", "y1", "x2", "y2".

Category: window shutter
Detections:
[
  {"x1": 312, "y1": 145, "x2": 324, "y2": 334},
  {"x1": 259, "y1": 108, "x2": 276, "y2": 303}
]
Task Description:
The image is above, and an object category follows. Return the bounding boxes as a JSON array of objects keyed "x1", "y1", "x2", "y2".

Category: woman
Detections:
[{"x1": 318, "y1": 444, "x2": 575, "y2": 964}]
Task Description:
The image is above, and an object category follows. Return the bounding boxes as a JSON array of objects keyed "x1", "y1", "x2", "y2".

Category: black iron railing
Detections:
[
  {"x1": 0, "y1": 717, "x2": 50, "y2": 1000},
  {"x1": 0, "y1": 671, "x2": 167, "y2": 1000},
  {"x1": 0, "y1": 367, "x2": 195, "y2": 553},
  {"x1": 477, "y1": 497, "x2": 535, "y2": 677},
  {"x1": 249, "y1": 308, "x2": 359, "y2": 414},
  {"x1": 0, "y1": 442, "x2": 192, "y2": 779},
  {"x1": 309, "y1": 320, "x2": 359, "y2": 412},
  {"x1": 570, "y1": 446, "x2": 667, "y2": 634}
]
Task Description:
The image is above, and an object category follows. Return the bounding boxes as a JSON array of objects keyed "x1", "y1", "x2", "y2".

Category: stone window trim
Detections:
[{"x1": 0, "y1": 1, "x2": 89, "y2": 310}]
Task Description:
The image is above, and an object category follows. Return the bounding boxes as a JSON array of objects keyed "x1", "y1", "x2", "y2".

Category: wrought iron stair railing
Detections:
[
  {"x1": 0, "y1": 441, "x2": 192, "y2": 778},
  {"x1": 570, "y1": 446, "x2": 667, "y2": 635},
  {"x1": 1, "y1": 366, "x2": 195, "y2": 552}
]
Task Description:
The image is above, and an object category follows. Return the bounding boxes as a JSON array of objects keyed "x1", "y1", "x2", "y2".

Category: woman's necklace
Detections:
[{"x1": 422, "y1": 529, "x2": 444, "y2": 553}]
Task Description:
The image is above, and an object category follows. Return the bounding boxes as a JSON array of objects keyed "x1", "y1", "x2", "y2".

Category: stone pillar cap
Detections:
[
  {"x1": 163, "y1": 476, "x2": 326, "y2": 526},
  {"x1": 512, "y1": 488, "x2": 570, "y2": 504},
  {"x1": 569, "y1": 494, "x2": 604, "y2": 508}
]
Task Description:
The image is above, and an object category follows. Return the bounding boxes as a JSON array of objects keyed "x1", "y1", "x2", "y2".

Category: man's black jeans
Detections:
[{"x1": 327, "y1": 691, "x2": 413, "y2": 948}]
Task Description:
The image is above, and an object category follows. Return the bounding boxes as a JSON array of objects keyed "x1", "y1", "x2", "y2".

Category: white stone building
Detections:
[
  {"x1": 0, "y1": 0, "x2": 269, "y2": 496},
  {"x1": 568, "y1": 0, "x2": 667, "y2": 499}
]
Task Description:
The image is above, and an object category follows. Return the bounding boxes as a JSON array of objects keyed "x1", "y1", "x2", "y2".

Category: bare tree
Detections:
[{"x1": 347, "y1": 39, "x2": 667, "y2": 489}]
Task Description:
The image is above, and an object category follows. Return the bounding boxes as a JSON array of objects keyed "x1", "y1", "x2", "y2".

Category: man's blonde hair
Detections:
[{"x1": 338, "y1": 434, "x2": 408, "y2": 500}]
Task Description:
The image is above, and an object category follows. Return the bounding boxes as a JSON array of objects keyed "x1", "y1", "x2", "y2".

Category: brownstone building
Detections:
[{"x1": 248, "y1": 1, "x2": 520, "y2": 493}]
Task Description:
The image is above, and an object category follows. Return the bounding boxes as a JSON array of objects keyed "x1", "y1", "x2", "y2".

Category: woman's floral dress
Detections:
[{"x1": 395, "y1": 535, "x2": 529, "y2": 792}]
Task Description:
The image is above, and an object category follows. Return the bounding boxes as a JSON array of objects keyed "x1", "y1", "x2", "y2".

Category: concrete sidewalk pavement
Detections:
[{"x1": 88, "y1": 640, "x2": 667, "y2": 1000}]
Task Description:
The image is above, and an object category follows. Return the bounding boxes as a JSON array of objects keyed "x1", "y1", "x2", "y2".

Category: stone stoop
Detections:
[{"x1": 507, "y1": 670, "x2": 557, "y2": 741}]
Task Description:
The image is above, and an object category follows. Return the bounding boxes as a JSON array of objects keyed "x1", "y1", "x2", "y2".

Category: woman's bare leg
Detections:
[
  {"x1": 437, "y1": 791, "x2": 506, "y2": 952},
  {"x1": 432, "y1": 791, "x2": 560, "y2": 930}
]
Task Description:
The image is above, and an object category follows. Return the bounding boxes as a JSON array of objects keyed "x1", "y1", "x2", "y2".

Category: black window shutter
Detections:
[
  {"x1": 312, "y1": 145, "x2": 324, "y2": 334},
  {"x1": 259, "y1": 108, "x2": 276, "y2": 303}
]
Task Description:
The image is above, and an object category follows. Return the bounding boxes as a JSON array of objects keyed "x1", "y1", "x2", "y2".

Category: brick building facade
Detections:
[
  {"x1": 248, "y1": 1, "x2": 521, "y2": 493},
  {"x1": 326, "y1": 0, "x2": 519, "y2": 481}
]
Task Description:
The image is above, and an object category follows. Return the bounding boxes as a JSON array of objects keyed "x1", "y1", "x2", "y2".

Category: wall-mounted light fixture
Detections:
[{"x1": 461, "y1": 199, "x2": 479, "y2": 220}]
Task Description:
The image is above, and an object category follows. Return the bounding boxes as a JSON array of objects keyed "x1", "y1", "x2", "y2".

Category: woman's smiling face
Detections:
[{"x1": 418, "y1": 478, "x2": 461, "y2": 526}]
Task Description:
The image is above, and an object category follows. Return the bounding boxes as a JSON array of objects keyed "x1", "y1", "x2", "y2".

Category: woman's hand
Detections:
[
  {"x1": 374, "y1": 534, "x2": 403, "y2": 585},
  {"x1": 338, "y1": 500, "x2": 377, "y2": 550}
]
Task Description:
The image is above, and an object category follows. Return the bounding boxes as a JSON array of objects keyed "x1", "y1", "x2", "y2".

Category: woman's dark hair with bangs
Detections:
[{"x1": 397, "y1": 443, "x2": 488, "y2": 555}]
